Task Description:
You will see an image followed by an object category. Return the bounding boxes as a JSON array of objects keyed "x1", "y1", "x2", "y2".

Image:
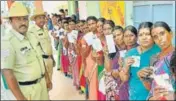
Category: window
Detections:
[{"x1": 133, "y1": 1, "x2": 175, "y2": 44}]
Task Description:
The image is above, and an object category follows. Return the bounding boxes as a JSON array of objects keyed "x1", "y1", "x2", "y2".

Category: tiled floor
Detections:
[{"x1": 49, "y1": 54, "x2": 85, "y2": 100}]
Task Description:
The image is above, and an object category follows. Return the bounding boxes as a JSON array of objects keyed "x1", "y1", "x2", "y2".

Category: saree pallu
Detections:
[
  {"x1": 147, "y1": 52, "x2": 176, "y2": 100},
  {"x1": 67, "y1": 46, "x2": 73, "y2": 77},
  {"x1": 77, "y1": 55, "x2": 86, "y2": 91},
  {"x1": 112, "y1": 52, "x2": 129, "y2": 100},
  {"x1": 61, "y1": 47, "x2": 69, "y2": 74},
  {"x1": 57, "y1": 40, "x2": 63, "y2": 71},
  {"x1": 79, "y1": 59, "x2": 86, "y2": 93},
  {"x1": 86, "y1": 64, "x2": 98, "y2": 100},
  {"x1": 98, "y1": 65, "x2": 106, "y2": 100},
  {"x1": 68, "y1": 47, "x2": 79, "y2": 87},
  {"x1": 72, "y1": 56, "x2": 79, "y2": 87},
  {"x1": 104, "y1": 71, "x2": 119, "y2": 100},
  {"x1": 118, "y1": 81, "x2": 129, "y2": 100}
]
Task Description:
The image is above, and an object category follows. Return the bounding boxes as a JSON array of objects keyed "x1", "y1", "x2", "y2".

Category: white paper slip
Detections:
[
  {"x1": 67, "y1": 33, "x2": 75, "y2": 43},
  {"x1": 92, "y1": 38, "x2": 103, "y2": 52},
  {"x1": 105, "y1": 34, "x2": 116, "y2": 53},
  {"x1": 53, "y1": 26, "x2": 59, "y2": 30},
  {"x1": 71, "y1": 30, "x2": 78, "y2": 42},
  {"x1": 63, "y1": 31, "x2": 67, "y2": 35},
  {"x1": 83, "y1": 32, "x2": 94, "y2": 46},
  {"x1": 131, "y1": 56, "x2": 140, "y2": 67},
  {"x1": 54, "y1": 30, "x2": 60, "y2": 37},
  {"x1": 57, "y1": 31, "x2": 62, "y2": 37},
  {"x1": 154, "y1": 73, "x2": 174, "y2": 91},
  {"x1": 119, "y1": 50, "x2": 127, "y2": 58},
  {"x1": 60, "y1": 28, "x2": 65, "y2": 32}
]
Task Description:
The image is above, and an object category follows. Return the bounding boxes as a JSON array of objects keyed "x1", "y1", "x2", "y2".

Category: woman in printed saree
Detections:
[
  {"x1": 83, "y1": 16, "x2": 98, "y2": 100},
  {"x1": 58, "y1": 20, "x2": 69, "y2": 72},
  {"x1": 112, "y1": 25, "x2": 140, "y2": 100},
  {"x1": 74, "y1": 20, "x2": 85, "y2": 93},
  {"x1": 102, "y1": 20, "x2": 120, "y2": 100},
  {"x1": 80, "y1": 22, "x2": 90, "y2": 97},
  {"x1": 138, "y1": 21, "x2": 175, "y2": 100},
  {"x1": 96, "y1": 18, "x2": 106, "y2": 100},
  {"x1": 111, "y1": 26, "x2": 129, "y2": 100},
  {"x1": 120, "y1": 22, "x2": 161, "y2": 100},
  {"x1": 60, "y1": 21, "x2": 70, "y2": 76},
  {"x1": 67, "y1": 19, "x2": 79, "y2": 88},
  {"x1": 50, "y1": 19, "x2": 62, "y2": 71},
  {"x1": 81, "y1": 38, "x2": 90, "y2": 99}
]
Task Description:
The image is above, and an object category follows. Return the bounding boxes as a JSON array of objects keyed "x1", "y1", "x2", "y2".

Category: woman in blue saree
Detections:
[
  {"x1": 138, "y1": 21, "x2": 175, "y2": 100},
  {"x1": 120, "y1": 22, "x2": 161, "y2": 100}
]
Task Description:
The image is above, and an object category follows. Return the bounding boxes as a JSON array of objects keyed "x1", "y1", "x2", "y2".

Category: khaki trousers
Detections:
[{"x1": 20, "y1": 78, "x2": 49, "y2": 100}]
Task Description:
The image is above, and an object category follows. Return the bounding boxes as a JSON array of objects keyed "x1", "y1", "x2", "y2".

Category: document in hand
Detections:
[
  {"x1": 55, "y1": 30, "x2": 60, "y2": 37},
  {"x1": 119, "y1": 50, "x2": 127, "y2": 58},
  {"x1": 154, "y1": 73, "x2": 174, "y2": 92},
  {"x1": 83, "y1": 32, "x2": 94, "y2": 46},
  {"x1": 131, "y1": 56, "x2": 140, "y2": 67},
  {"x1": 105, "y1": 34, "x2": 116, "y2": 53},
  {"x1": 92, "y1": 37, "x2": 103, "y2": 52},
  {"x1": 56, "y1": 28, "x2": 64, "y2": 37},
  {"x1": 67, "y1": 30, "x2": 79, "y2": 43},
  {"x1": 60, "y1": 28, "x2": 65, "y2": 32},
  {"x1": 67, "y1": 33, "x2": 75, "y2": 43},
  {"x1": 71, "y1": 30, "x2": 78, "y2": 41}
]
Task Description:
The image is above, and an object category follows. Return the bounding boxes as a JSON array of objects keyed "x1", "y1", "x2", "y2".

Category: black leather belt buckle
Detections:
[
  {"x1": 19, "y1": 75, "x2": 44, "y2": 85},
  {"x1": 19, "y1": 79, "x2": 38, "y2": 85},
  {"x1": 42, "y1": 55, "x2": 49, "y2": 59}
]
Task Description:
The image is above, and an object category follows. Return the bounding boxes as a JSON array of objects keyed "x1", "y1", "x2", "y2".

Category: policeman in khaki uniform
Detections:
[
  {"x1": 1, "y1": 2, "x2": 49, "y2": 100},
  {"x1": 29, "y1": 8, "x2": 55, "y2": 81}
]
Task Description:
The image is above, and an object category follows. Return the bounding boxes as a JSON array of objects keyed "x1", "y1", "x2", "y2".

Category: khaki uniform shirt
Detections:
[
  {"x1": 1, "y1": 28, "x2": 45, "y2": 82},
  {"x1": 29, "y1": 24, "x2": 53, "y2": 55}
]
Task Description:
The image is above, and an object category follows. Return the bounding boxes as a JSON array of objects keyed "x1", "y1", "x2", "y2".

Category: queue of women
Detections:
[{"x1": 50, "y1": 15, "x2": 176, "y2": 100}]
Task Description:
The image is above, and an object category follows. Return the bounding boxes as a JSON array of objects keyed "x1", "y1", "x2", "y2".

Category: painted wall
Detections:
[
  {"x1": 86, "y1": 1, "x2": 100, "y2": 18},
  {"x1": 73, "y1": 1, "x2": 100, "y2": 19},
  {"x1": 124, "y1": 1, "x2": 134, "y2": 26},
  {"x1": 78, "y1": 1, "x2": 87, "y2": 20},
  {"x1": 68, "y1": 1, "x2": 76, "y2": 16}
]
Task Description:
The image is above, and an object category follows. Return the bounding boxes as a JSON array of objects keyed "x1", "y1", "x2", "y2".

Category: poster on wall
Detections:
[{"x1": 99, "y1": 1, "x2": 125, "y2": 27}]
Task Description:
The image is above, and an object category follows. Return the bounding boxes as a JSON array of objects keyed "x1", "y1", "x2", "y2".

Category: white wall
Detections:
[
  {"x1": 1, "y1": 1, "x2": 8, "y2": 17},
  {"x1": 42, "y1": 1, "x2": 67, "y2": 15},
  {"x1": 125, "y1": 1, "x2": 134, "y2": 26},
  {"x1": 78, "y1": 1, "x2": 87, "y2": 20}
]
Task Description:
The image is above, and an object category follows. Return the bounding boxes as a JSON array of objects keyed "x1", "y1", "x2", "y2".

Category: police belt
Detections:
[
  {"x1": 18, "y1": 74, "x2": 45, "y2": 85},
  {"x1": 42, "y1": 54, "x2": 52, "y2": 59}
]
